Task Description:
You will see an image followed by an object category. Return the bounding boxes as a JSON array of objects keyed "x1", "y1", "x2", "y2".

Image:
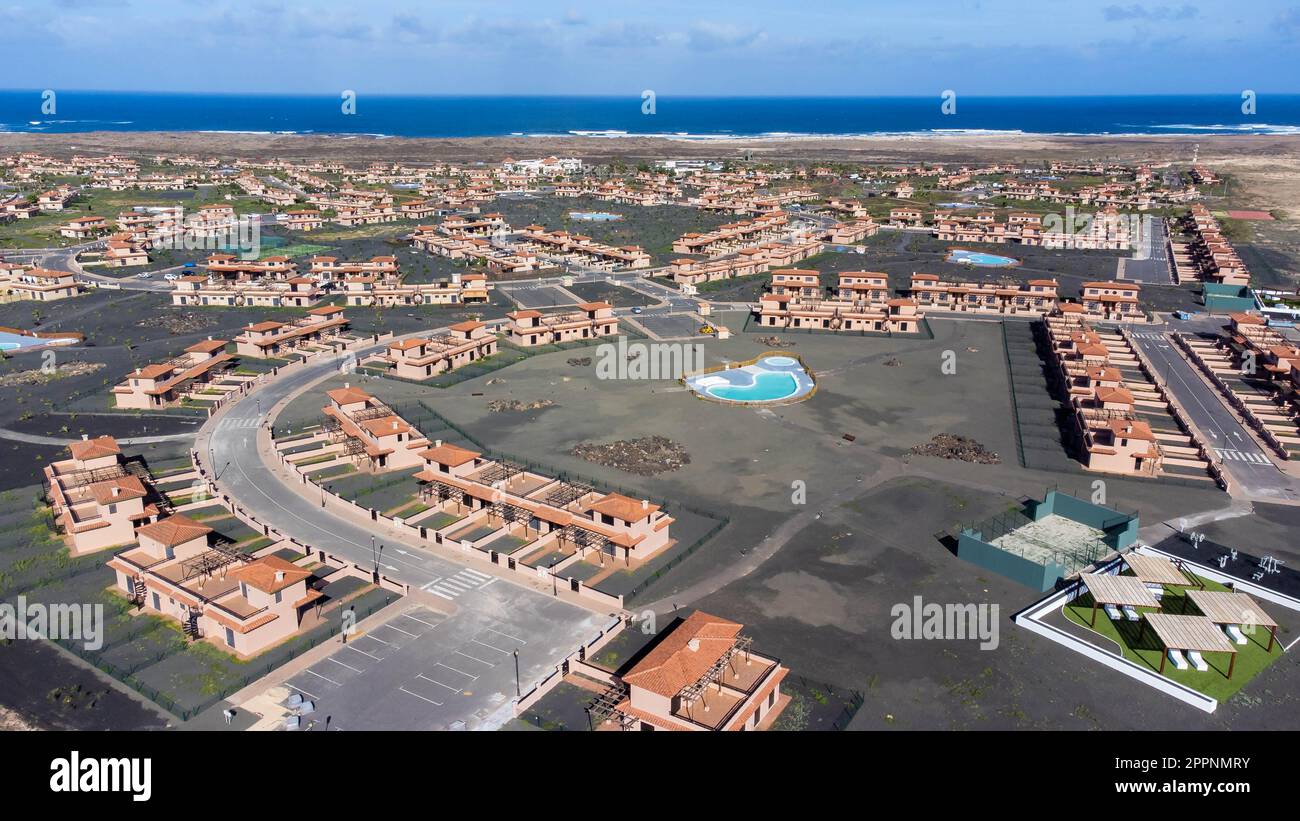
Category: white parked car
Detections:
[
  {"x1": 135, "y1": 271, "x2": 152, "y2": 279},
  {"x1": 163, "y1": 272, "x2": 179, "y2": 281}
]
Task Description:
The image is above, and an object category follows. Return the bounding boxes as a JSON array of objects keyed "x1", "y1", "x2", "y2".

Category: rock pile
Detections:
[
  {"x1": 569, "y1": 436, "x2": 691, "y2": 476},
  {"x1": 908, "y1": 434, "x2": 1000, "y2": 464}
]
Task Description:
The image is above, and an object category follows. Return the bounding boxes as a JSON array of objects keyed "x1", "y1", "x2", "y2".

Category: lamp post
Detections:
[{"x1": 512, "y1": 649, "x2": 520, "y2": 698}]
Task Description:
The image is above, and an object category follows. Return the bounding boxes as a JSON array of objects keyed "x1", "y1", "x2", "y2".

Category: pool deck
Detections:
[{"x1": 684, "y1": 353, "x2": 816, "y2": 405}]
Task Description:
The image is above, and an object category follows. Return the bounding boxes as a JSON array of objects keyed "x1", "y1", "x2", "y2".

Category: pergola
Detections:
[
  {"x1": 1142, "y1": 613, "x2": 1239, "y2": 678},
  {"x1": 1080, "y1": 572, "x2": 1160, "y2": 626},
  {"x1": 1124, "y1": 553, "x2": 1197, "y2": 589},
  {"x1": 1185, "y1": 590, "x2": 1279, "y2": 652}
]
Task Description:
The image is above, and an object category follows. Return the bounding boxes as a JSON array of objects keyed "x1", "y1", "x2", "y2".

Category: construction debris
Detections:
[
  {"x1": 756, "y1": 336, "x2": 796, "y2": 348},
  {"x1": 908, "y1": 434, "x2": 1000, "y2": 464},
  {"x1": 883, "y1": 357, "x2": 902, "y2": 367},
  {"x1": 0, "y1": 361, "x2": 105, "y2": 387},
  {"x1": 487, "y1": 399, "x2": 555, "y2": 413},
  {"x1": 569, "y1": 436, "x2": 691, "y2": 476},
  {"x1": 567, "y1": 357, "x2": 592, "y2": 367}
]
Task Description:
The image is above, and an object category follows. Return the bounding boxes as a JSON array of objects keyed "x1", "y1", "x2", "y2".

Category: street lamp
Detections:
[{"x1": 512, "y1": 649, "x2": 520, "y2": 698}]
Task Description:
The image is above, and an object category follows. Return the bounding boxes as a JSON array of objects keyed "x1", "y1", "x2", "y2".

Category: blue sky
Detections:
[{"x1": 5, "y1": 0, "x2": 1299, "y2": 95}]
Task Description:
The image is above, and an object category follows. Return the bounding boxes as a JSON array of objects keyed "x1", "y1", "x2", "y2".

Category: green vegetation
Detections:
[{"x1": 1063, "y1": 574, "x2": 1284, "y2": 701}]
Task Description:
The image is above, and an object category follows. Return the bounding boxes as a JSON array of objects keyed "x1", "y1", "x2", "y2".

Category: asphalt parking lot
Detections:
[
  {"x1": 280, "y1": 581, "x2": 608, "y2": 731},
  {"x1": 634, "y1": 312, "x2": 707, "y2": 339},
  {"x1": 505, "y1": 284, "x2": 581, "y2": 309}
]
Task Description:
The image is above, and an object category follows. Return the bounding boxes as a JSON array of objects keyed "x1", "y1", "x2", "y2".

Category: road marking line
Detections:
[
  {"x1": 460, "y1": 568, "x2": 491, "y2": 580},
  {"x1": 426, "y1": 588, "x2": 456, "y2": 600},
  {"x1": 344, "y1": 645, "x2": 381, "y2": 661},
  {"x1": 471, "y1": 637, "x2": 512, "y2": 654},
  {"x1": 454, "y1": 649, "x2": 498, "y2": 667},
  {"x1": 435, "y1": 661, "x2": 478, "y2": 680},
  {"x1": 285, "y1": 682, "x2": 319, "y2": 699},
  {"x1": 381, "y1": 622, "x2": 419, "y2": 637},
  {"x1": 485, "y1": 626, "x2": 526, "y2": 644},
  {"x1": 398, "y1": 686, "x2": 443, "y2": 706},
  {"x1": 360, "y1": 633, "x2": 390, "y2": 645},
  {"x1": 304, "y1": 669, "x2": 342, "y2": 687},
  {"x1": 403, "y1": 612, "x2": 440, "y2": 628},
  {"x1": 327, "y1": 656, "x2": 363, "y2": 673},
  {"x1": 417, "y1": 674, "x2": 459, "y2": 692}
]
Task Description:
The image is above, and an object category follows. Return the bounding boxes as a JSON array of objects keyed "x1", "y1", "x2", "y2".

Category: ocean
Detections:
[{"x1": 2, "y1": 91, "x2": 1299, "y2": 139}]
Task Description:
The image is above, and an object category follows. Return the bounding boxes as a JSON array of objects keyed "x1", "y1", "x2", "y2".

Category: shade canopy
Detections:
[
  {"x1": 1144, "y1": 613, "x2": 1237, "y2": 654},
  {"x1": 1081, "y1": 573, "x2": 1160, "y2": 608},
  {"x1": 1186, "y1": 590, "x2": 1277, "y2": 629},
  {"x1": 1124, "y1": 553, "x2": 1191, "y2": 587}
]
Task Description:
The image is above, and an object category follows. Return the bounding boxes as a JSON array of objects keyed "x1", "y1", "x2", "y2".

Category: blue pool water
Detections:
[
  {"x1": 569, "y1": 211, "x2": 622, "y2": 221},
  {"x1": 686, "y1": 354, "x2": 815, "y2": 404},
  {"x1": 0, "y1": 331, "x2": 78, "y2": 351},
  {"x1": 947, "y1": 249, "x2": 1020, "y2": 267},
  {"x1": 708, "y1": 371, "x2": 799, "y2": 402}
]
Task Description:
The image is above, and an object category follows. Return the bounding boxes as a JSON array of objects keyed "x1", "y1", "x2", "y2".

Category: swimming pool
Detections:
[
  {"x1": 685, "y1": 354, "x2": 815, "y2": 404},
  {"x1": 946, "y1": 249, "x2": 1020, "y2": 267},
  {"x1": 569, "y1": 211, "x2": 623, "y2": 222},
  {"x1": 0, "y1": 331, "x2": 79, "y2": 352}
]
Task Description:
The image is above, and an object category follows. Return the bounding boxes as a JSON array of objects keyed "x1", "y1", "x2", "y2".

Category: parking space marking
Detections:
[
  {"x1": 485, "y1": 626, "x2": 526, "y2": 645},
  {"x1": 327, "y1": 656, "x2": 364, "y2": 673},
  {"x1": 434, "y1": 661, "x2": 478, "y2": 681},
  {"x1": 471, "y1": 637, "x2": 512, "y2": 655},
  {"x1": 454, "y1": 648, "x2": 498, "y2": 667},
  {"x1": 344, "y1": 644, "x2": 382, "y2": 661},
  {"x1": 285, "y1": 682, "x2": 319, "y2": 699},
  {"x1": 380, "y1": 622, "x2": 419, "y2": 638},
  {"x1": 358, "y1": 632, "x2": 390, "y2": 646},
  {"x1": 304, "y1": 669, "x2": 341, "y2": 687},
  {"x1": 403, "y1": 612, "x2": 441, "y2": 629},
  {"x1": 398, "y1": 686, "x2": 443, "y2": 707},
  {"x1": 417, "y1": 673, "x2": 460, "y2": 692}
]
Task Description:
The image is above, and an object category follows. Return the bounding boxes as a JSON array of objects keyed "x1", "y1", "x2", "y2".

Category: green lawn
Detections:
[{"x1": 1063, "y1": 573, "x2": 1284, "y2": 701}]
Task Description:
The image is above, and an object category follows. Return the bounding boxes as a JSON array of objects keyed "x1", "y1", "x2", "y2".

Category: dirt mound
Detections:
[
  {"x1": 883, "y1": 357, "x2": 902, "y2": 367},
  {"x1": 908, "y1": 434, "x2": 1000, "y2": 464},
  {"x1": 569, "y1": 435, "x2": 690, "y2": 476},
  {"x1": 0, "y1": 361, "x2": 105, "y2": 387},
  {"x1": 487, "y1": 399, "x2": 554, "y2": 413},
  {"x1": 756, "y1": 336, "x2": 796, "y2": 348},
  {"x1": 567, "y1": 357, "x2": 591, "y2": 367},
  {"x1": 142, "y1": 310, "x2": 218, "y2": 334}
]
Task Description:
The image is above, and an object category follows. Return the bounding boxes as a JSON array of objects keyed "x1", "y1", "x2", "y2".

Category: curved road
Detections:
[{"x1": 197, "y1": 345, "x2": 605, "y2": 730}]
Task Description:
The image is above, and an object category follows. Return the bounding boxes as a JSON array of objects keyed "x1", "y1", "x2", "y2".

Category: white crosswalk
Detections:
[
  {"x1": 420, "y1": 567, "x2": 494, "y2": 600},
  {"x1": 216, "y1": 416, "x2": 261, "y2": 430},
  {"x1": 1214, "y1": 448, "x2": 1272, "y2": 465},
  {"x1": 1130, "y1": 331, "x2": 1168, "y2": 340}
]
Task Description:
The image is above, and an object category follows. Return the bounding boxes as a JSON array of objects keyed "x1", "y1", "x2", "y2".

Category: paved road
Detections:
[
  {"x1": 1121, "y1": 217, "x2": 1173, "y2": 284},
  {"x1": 198, "y1": 348, "x2": 606, "y2": 730},
  {"x1": 1129, "y1": 329, "x2": 1300, "y2": 502}
]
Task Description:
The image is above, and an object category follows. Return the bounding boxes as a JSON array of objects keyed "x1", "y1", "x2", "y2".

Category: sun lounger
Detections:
[
  {"x1": 1105, "y1": 604, "x2": 1124, "y2": 620},
  {"x1": 1167, "y1": 649, "x2": 1189, "y2": 671},
  {"x1": 1225, "y1": 624, "x2": 1248, "y2": 645},
  {"x1": 1187, "y1": 650, "x2": 1210, "y2": 672},
  {"x1": 1123, "y1": 605, "x2": 1141, "y2": 621}
]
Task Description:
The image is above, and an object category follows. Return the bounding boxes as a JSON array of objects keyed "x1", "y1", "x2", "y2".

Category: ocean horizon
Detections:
[{"x1": 3, "y1": 91, "x2": 1300, "y2": 139}]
